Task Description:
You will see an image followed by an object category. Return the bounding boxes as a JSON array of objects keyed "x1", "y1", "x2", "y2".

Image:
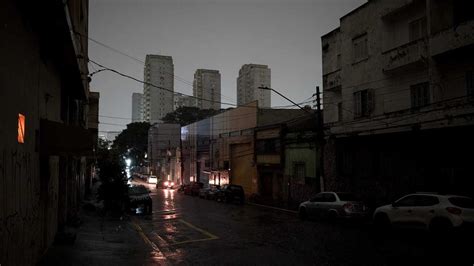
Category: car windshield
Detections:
[
  {"x1": 336, "y1": 193, "x2": 357, "y2": 201},
  {"x1": 449, "y1": 197, "x2": 474, "y2": 208}
]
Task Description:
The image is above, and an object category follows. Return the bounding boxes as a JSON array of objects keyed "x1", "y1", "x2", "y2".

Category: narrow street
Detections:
[{"x1": 131, "y1": 182, "x2": 474, "y2": 265}]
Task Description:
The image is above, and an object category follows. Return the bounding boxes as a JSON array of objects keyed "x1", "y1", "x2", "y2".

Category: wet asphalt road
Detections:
[{"x1": 132, "y1": 183, "x2": 474, "y2": 266}]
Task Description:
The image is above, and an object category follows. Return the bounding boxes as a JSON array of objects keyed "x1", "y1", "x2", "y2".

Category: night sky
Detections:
[{"x1": 89, "y1": 0, "x2": 366, "y2": 133}]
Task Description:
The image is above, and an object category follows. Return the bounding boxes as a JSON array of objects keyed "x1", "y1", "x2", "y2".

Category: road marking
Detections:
[
  {"x1": 131, "y1": 219, "x2": 164, "y2": 256},
  {"x1": 167, "y1": 219, "x2": 219, "y2": 246}
]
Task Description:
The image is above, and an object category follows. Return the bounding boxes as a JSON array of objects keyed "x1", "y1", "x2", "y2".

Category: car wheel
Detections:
[
  {"x1": 299, "y1": 208, "x2": 307, "y2": 220},
  {"x1": 374, "y1": 213, "x2": 390, "y2": 231},
  {"x1": 429, "y1": 218, "x2": 453, "y2": 234}
]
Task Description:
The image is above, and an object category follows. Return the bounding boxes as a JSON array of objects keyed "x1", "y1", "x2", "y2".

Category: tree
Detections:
[
  {"x1": 112, "y1": 122, "x2": 151, "y2": 167},
  {"x1": 162, "y1": 106, "x2": 221, "y2": 126}
]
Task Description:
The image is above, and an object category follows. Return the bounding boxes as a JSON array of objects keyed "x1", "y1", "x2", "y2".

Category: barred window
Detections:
[{"x1": 410, "y1": 82, "x2": 430, "y2": 108}]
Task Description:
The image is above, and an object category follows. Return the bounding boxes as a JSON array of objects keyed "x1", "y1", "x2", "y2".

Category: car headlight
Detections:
[{"x1": 164, "y1": 181, "x2": 169, "y2": 186}]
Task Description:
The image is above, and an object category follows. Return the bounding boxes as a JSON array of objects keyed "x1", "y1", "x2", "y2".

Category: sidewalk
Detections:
[{"x1": 38, "y1": 184, "x2": 165, "y2": 266}]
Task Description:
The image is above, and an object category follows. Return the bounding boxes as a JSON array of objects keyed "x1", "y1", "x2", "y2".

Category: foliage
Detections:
[
  {"x1": 96, "y1": 146, "x2": 129, "y2": 216},
  {"x1": 161, "y1": 106, "x2": 221, "y2": 126},
  {"x1": 112, "y1": 122, "x2": 151, "y2": 167}
]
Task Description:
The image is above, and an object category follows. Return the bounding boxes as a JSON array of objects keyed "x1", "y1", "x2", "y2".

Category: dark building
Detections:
[
  {"x1": 0, "y1": 0, "x2": 93, "y2": 264},
  {"x1": 321, "y1": 0, "x2": 474, "y2": 207}
]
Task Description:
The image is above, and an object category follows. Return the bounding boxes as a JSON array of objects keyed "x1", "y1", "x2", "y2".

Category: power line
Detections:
[
  {"x1": 81, "y1": 33, "x2": 237, "y2": 102},
  {"x1": 89, "y1": 59, "x2": 312, "y2": 112}
]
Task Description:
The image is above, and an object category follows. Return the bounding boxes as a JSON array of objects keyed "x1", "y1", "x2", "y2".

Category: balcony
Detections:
[
  {"x1": 430, "y1": 19, "x2": 474, "y2": 58},
  {"x1": 382, "y1": 39, "x2": 428, "y2": 74}
]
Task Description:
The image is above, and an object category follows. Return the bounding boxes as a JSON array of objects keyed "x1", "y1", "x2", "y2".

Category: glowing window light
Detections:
[{"x1": 18, "y1": 114, "x2": 25, "y2": 144}]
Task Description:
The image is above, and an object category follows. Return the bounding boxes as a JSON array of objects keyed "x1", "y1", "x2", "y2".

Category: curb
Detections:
[{"x1": 246, "y1": 202, "x2": 298, "y2": 214}]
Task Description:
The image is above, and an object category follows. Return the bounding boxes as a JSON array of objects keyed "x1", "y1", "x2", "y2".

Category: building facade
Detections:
[
  {"x1": 193, "y1": 69, "x2": 221, "y2": 110},
  {"x1": 322, "y1": 0, "x2": 474, "y2": 205},
  {"x1": 237, "y1": 64, "x2": 271, "y2": 108},
  {"x1": 148, "y1": 123, "x2": 181, "y2": 183},
  {"x1": 174, "y1": 94, "x2": 196, "y2": 110},
  {"x1": 0, "y1": 0, "x2": 93, "y2": 264},
  {"x1": 203, "y1": 102, "x2": 306, "y2": 196},
  {"x1": 142, "y1": 55, "x2": 174, "y2": 124},
  {"x1": 131, "y1": 92, "x2": 143, "y2": 122}
]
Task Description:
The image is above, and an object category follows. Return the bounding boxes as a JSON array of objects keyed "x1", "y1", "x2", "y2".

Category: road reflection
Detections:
[{"x1": 162, "y1": 188, "x2": 176, "y2": 212}]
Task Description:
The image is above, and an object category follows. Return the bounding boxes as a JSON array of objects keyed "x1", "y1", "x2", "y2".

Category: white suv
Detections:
[{"x1": 373, "y1": 193, "x2": 474, "y2": 231}]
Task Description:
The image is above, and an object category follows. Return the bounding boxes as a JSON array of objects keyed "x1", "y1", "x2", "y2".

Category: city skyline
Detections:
[{"x1": 89, "y1": 0, "x2": 366, "y2": 133}]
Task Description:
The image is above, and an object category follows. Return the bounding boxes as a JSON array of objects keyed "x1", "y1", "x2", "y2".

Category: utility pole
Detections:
[{"x1": 315, "y1": 86, "x2": 325, "y2": 192}]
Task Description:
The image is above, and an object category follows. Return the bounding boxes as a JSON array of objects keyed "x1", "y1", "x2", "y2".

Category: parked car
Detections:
[
  {"x1": 216, "y1": 184, "x2": 245, "y2": 204},
  {"x1": 298, "y1": 192, "x2": 368, "y2": 220},
  {"x1": 184, "y1": 182, "x2": 204, "y2": 196},
  {"x1": 198, "y1": 185, "x2": 221, "y2": 200},
  {"x1": 373, "y1": 193, "x2": 474, "y2": 232},
  {"x1": 128, "y1": 185, "x2": 152, "y2": 215}
]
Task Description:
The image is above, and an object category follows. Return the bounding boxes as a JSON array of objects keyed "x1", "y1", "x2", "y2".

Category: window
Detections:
[
  {"x1": 18, "y1": 113, "x2": 25, "y2": 143},
  {"x1": 353, "y1": 89, "x2": 373, "y2": 118},
  {"x1": 453, "y1": 0, "x2": 474, "y2": 26},
  {"x1": 466, "y1": 71, "x2": 474, "y2": 96},
  {"x1": 323, "y1": 193, "x2": 337, "y2": 202},
  {"x1": 411, "y1": 82, "x2": 430, "y2": 109},
  {"x1": 409, "y1": 17, "x2": 427, "y2": 42},
  {"x1": 257, "y1": 139, "x2": 280, "y2": 153},
  {"x1": 352, "y1": 33, "x2": 368, "y2": 62},
  {"x1": 416, "y1": 195, "x2": 439, "y2": 206},
  {"x1": 310, "y1": 193, "x2": 325, "y2": 202},
  {"x1": 395, "y1": 195, "x2": 418, "y2": 207}
]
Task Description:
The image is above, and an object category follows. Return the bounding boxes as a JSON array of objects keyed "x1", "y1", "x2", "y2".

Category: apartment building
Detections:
[
  {"x1": 237, "y1": 64, "x2": 271, "y2": 108},
  {"x1": 174, "y1": 94, "x2": 196, "y2": 110},
  {"x1": 193, "y1": 69, "x2": 221, "y2": 110},
  {"x1": 142, "y1": 55, "x2": 174, "y2": 124},
  {"x1": 322, "y1": 0, "x2": 474, "y2": 203},
  {"x1": 131, "y1": 92, "x2": 143, "y2": 122}
]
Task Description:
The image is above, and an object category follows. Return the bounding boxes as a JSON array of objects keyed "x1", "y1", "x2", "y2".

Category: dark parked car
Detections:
[
  {"x1": 184, "y1": 182, "x2": 204, "y2": 196},
  {"x1": 199, "y1": 185, "x2": 221, "y2": 200},
  {"x1": 128, "y1": 185, "x2": 152, "y2": 215},
  {"x1": 216, "y1": 184, "x2": 245, "y2": 204}
]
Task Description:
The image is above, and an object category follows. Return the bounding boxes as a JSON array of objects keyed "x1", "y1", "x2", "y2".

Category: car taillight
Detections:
[
  {"x1": 343, "y1": 203, "x2": 353, "y2": 213},
  {"x1": 446, "y1": 207, "x2": 462, "y2": 215}
]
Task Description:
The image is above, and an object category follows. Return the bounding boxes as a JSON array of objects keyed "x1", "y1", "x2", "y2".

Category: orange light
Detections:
[{"x1": 18, "y1": 114, "x2": 25, "y2": 143}]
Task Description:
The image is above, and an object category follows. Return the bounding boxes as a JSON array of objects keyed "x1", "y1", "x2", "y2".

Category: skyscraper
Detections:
[
  {"x1": 193, "y1": 69, "x2": 221, "y2": 110},
  {"x1": 237, "y1": 64, "x2": 271, "y2": 108},
  {"x1": 142, "y1": 55, "x2": 174, "y2": 124},
  {"x1": 131, "y1": 92, "x2": 143, "y2": 122}
]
